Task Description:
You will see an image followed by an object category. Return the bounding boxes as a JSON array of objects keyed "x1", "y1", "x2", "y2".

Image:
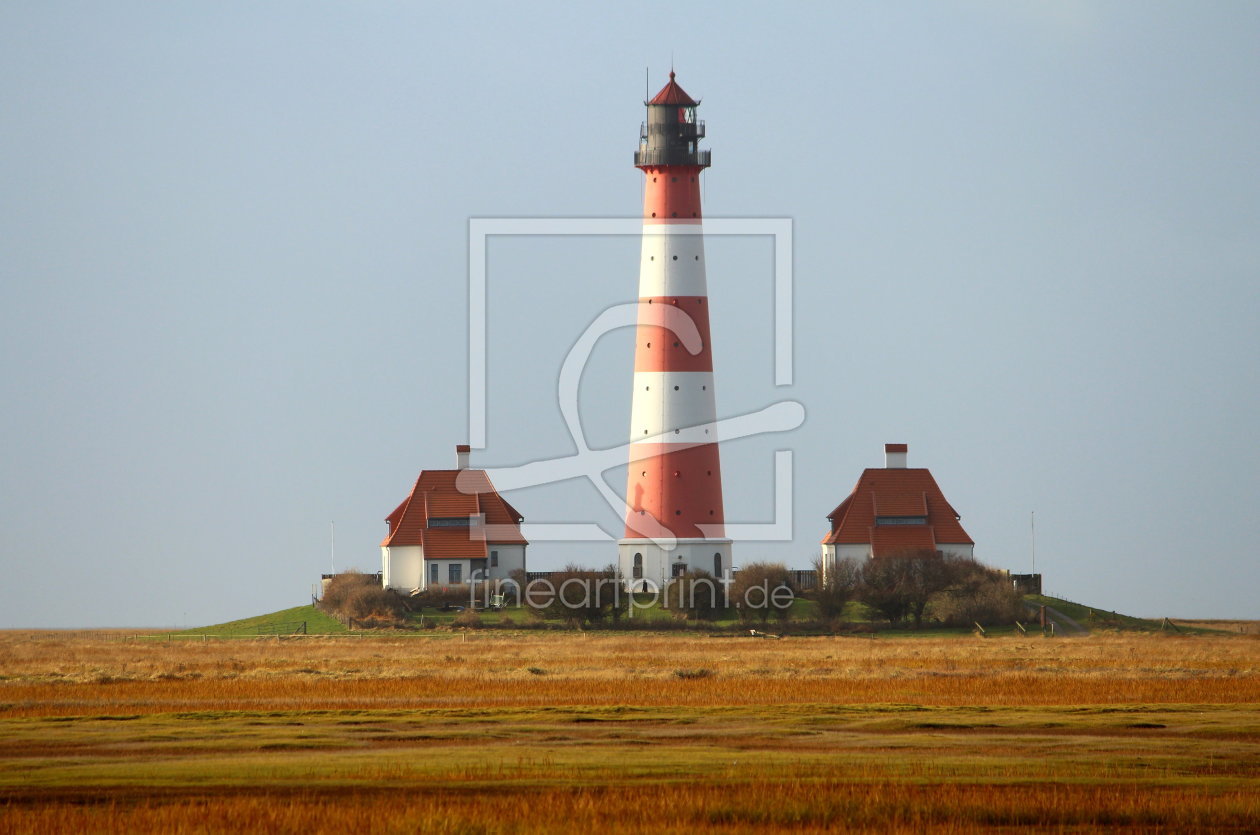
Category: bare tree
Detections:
[
  {"x1": 902, "y1": 551, "x2": 954, "y2": 629},
  {"x1": 857, "y1": 556, "x2": 913, "y2": 625},
  {"x1": 813, "y1": 556, "x2": 861, "y2": 623}
]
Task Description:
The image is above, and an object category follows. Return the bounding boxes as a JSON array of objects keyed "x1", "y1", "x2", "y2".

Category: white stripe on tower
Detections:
[{"x1": 619, "y1": 72, "x2": 730, "y2": 589}]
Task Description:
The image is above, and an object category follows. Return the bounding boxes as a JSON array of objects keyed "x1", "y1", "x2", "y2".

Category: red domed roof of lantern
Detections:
[{"x1": 648, "y1": 71, "x2": 699, "y2": 106}]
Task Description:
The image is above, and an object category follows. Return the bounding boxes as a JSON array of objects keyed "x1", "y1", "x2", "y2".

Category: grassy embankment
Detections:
[{"x1": 171, "y1": 592, "x2": 1191, "y2": 637}]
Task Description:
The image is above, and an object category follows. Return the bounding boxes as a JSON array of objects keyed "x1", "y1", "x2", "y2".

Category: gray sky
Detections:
[{"x1": 2, "y1": 1, "x2": 1257, "y2": 627}]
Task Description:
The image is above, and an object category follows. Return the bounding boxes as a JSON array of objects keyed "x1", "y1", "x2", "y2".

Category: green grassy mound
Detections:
[
  {"x1": 179, "y1": 605, "x2": 347, "y2": 636},
  {"x1": 180, "y1": 594, "x2": 1199, "y2": 638},
  {"x1": 1027, "y1": 594, "x2": 1187, "y2": 633}
]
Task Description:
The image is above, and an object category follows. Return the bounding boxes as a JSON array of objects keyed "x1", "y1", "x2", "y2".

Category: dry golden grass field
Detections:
[{"x1": 2, "y1": 630, "x2": 1259, "y2": 832}]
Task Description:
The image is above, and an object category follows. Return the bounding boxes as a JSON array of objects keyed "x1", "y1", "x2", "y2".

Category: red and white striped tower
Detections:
[{"x1": 618, "y1": 72, "x2": 731, "y2": 589}]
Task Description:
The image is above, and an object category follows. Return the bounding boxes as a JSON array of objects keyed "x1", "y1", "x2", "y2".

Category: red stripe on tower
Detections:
[{"x1": 618, "y1": 72, "x2": 731, "y2": 589}]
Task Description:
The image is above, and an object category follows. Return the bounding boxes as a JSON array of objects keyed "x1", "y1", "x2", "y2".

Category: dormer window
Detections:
[
  {"x1": 876, "y1": 516, "x2": 928, "y2": 526},
  {"x1": 428, "y1": 514, "x2": 486, "y2": 529}
]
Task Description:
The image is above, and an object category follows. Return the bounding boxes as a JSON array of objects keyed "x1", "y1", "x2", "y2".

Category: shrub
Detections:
[
  {"x1": 732, "y1": 562, "x2": 795, "y2": 624},
  {"x1": 931, "y1": 559, "x2": 1024, "y2": 626},
  {"x1": 452, "y1": 608, "x2": 482, "y2": 629},
  {"x1": 664, "y1": 570, "x2": 726, "y2": 622},
  {"x1": 673, "y1": 668, "x2": 714, "y2": 680},
  {"x1": 411, "y1": 584, "x2": 474, "y2": 611},
  {"x1": 856, "y1": 550, "x2": 954, "y2": 629},
  {"x1": 320, "y1": 570, "x2": 408, "y2": 627},
  {"x1": 527, "y1": 564, "x2": 621, "y2": 628}
]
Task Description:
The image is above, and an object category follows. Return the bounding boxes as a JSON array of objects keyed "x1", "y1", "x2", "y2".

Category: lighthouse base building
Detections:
[{"x1": 618, "y1": 538, "x2": 732, "y2": 591}]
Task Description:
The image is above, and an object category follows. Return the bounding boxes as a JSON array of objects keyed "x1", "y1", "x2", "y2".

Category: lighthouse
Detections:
[{"x1": 618, "y1": 72, "x2": 731, "y2": 589}]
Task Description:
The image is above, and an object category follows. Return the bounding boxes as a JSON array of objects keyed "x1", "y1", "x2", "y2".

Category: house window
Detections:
[
  {"x1": 449, "y1": 563, "x2": 462, "y2": 584},
  {"x1": 876, "y1": 516, "x2": 928, "y2": 526},
  {"x1": 632, "y1": 553, "x2": 643, "y2": 580},
  {"x1": 490, "y1": 550, "x2": 499, "y2": 568},
  {"x1": 714, "y1": 553, "x2": 722, "y2": 576},
  {"x1": 429, "y1": 563, "x2": 439, "y2": 584},
  {"x1": 672, "y1": 562, "x2": 686, "y2": 578}
]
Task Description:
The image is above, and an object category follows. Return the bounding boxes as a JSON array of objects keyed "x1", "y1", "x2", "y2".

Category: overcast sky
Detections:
[{"x1": 2, "y1": 1, "x2": 1257, "y2": 627}]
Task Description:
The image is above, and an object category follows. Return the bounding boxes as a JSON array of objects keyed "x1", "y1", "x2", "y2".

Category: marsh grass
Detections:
[{"x1": 1, "y1": 631, "x2": 1258, "y2": 831}]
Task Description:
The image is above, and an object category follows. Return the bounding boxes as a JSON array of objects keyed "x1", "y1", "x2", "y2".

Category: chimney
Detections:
[
  {"x1": 455, "y1": 444, "x2": 471, "y2": 470},
  {"x1": 885, "y1": 443, "x2": 908, "y2": 469}
]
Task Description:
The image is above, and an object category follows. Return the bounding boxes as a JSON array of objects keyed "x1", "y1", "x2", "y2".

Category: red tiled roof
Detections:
[
  {"x1": 649, "y1": 71, "x2": 698, "y2": 106},
  {"x1": 885, "y1": 443, "x2": 908, "y2": 453},
  {"x1": 382, "y1": 468, "x2": 527, "y2": 548},
  {"x1": 874, "y1": 493, "x2": 927, "y2": 517},
  {"x1": 869, "y1": 524, "x2": 936, "y2": 556},
  {"x1": 422, "y1": 526, "x2": 486, "y2": 560},
  {"x1": 821, "y1": 467, "x2": 973, "y2": 548},
  {"x1": 427, "y1": 488, "x2": 478, "y2": 519}
]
